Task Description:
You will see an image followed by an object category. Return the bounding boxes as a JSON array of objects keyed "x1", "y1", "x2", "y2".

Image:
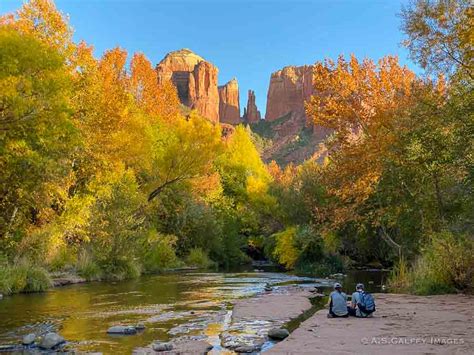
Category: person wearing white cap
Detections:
[
  {"x1": 327, "y1": 282, "x2": 348, "y2": 318},
  {"x1": 348, "y1": 283, "x2": 375, "y2": 317}
]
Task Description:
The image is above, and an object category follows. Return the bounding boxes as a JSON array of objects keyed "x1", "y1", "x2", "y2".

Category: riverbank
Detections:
[{"x1": 268, "y1": 293, "x2": 474, "y2": 354}]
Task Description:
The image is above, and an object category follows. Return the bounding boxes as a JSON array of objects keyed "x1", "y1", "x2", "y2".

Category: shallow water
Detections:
[{"x1": 0, "y1": 269, "x2": 388, "y2": 354}]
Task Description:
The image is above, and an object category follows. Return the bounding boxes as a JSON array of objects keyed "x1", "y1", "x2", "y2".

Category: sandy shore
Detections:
[{"x1": 268, "y1": 293, "x2": 474, "y2": 354}]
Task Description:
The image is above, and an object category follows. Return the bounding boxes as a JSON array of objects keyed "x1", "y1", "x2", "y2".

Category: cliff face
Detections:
[
  {"x1": 156, "y1": 49, "x2": 219, "y2": 123},
  {"x1": 265, "y1": 65, "x2": 314, "y2": 121},
  {"x1": 218, "y1": 78, "x2": 240, "y2": 124},
  {"x1": 250, "y1": 65, "x2": 331, "y2": 165},
  {"x1": 243, "y1": 90, "x2": 261, "y2": 123}
]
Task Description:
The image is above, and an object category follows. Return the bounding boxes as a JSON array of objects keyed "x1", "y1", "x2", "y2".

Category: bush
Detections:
[
  {"x1": 23, "y1": 265, "x2": 52, "y2": 292},
  {"x1": 49, "y1": 245, "x2": 77, "y2": 272},
  {"x1": 77, "y1": 250, "x2": 102, "y2": 281},
  {"x1": 185, "y1": 248, "x2": 214, "y2": 269},
  {"x1": 0, "y1": 263, "x2": 52, "y2": 295},
  {"x1": 143, "y1": 232, "x2": 179, "y2": 273},
  {"x1": 389, "y1": 231, "x2": 474, "y2": 295},
  {"x1": 98, "y1": 258, "x2": 141, "y2": 281}
]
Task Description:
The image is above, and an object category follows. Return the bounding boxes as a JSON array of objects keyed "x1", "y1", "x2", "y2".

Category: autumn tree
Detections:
[
  {"x1": 400, "y1": 0, "x2": 473, "y2": 79},
  {"x1": 0, "y1": 28, "x2": 78, "y2": 256}
]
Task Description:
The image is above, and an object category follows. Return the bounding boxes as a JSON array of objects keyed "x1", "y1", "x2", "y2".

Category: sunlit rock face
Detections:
[
  {"x1": 156, "y1": 48, "x2": 219, "y2": 123},
  {"x1": 265, "y1": 65, "x2": 314, "y2": 122},
  {"x1": 242, "y1": 90, "x2": 261, "y2": 123},
  {"x1": 218, "y1": 78, "x2": 240, "y2": 125}
]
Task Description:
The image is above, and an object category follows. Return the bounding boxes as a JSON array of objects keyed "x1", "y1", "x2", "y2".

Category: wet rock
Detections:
[
  {"x1": 39, "y1": 332, "x2": 65, "y2": 349},
  {"x1": 107, "y1": 325, "x2": 138, "y2": 335},
  {"x1": 0, "y1": 345, "x2": 17, "y2": 351},
  {"x1": 235, "y1": 345, "x2": 261, "y2": 353},
  {"x1": 135, "y1": 323, "x2": 146, "y2": 330},
  {"x1": 22, "y1": 333, "x2": 36, "y2": 345},
  {"x1": 152, "y1": 342, "x2": 173, "y2": 352},
  {"x1": 268, "y1": 328, "x2": 289, "y2": 340},
  {"x1": 205, "y1": 345, "x2": 214, "y2": 352}
]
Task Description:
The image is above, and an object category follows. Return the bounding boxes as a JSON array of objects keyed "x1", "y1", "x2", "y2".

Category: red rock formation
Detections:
[
  {"x1": 156, "y1": 48, "x2": 219, "y2": 123},
  {"x1": 265, "y1": 65, "x2": 314, "y2": 121},
  {"x1": 218, "y1": 78, "x2": 240, "y2": 124},
  {"x1": 243, "y1": 90, "x2": 261, "y2": 123}
]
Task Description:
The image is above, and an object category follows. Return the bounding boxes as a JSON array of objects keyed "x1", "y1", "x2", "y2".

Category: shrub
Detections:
[
  {"x1": 185, "y1": 248, "x2": 214, "y2": 269},
  {"x1": 99, "y1": 258, "x2": 141, "y2": 281},
  {"x1": 23, "y1": 265, "x2": 52, "y2": 292},
  {"x1": 389, "y1": 231, "x2": 474, "y2": 295},
  {"x1": 143, "y1": 232, "x2": 179, "y2": 273},
  {"x1": 272, "y1": 227, "x2": 299, "y2": 269},
  {"x1": 49, "y1": 245, "x2": 77, "y2": 272},
  {"x1": 77, "y1": 250, "x2": 102, "y2": 281},
  {"x1": 0, "y1": 263, "x2": 52, "y2": 294}
]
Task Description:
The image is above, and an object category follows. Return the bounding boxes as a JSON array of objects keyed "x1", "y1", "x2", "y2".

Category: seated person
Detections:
[
  {"x1": 327, "y1": 282, "x2": 348, "y2": 318},
  {"x1": 348, "y1": 283, "x2": 374, "y2": 317}
]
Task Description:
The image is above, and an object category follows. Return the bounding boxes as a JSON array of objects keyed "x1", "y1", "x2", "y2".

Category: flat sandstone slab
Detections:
[
  {"x1": 268, "y1": 293, "x2": 474, "y2": 354},
  {"x1": 232, "y1": 286, "x2": 313, "y2": 322}
]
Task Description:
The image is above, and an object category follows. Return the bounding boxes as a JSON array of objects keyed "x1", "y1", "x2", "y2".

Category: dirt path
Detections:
[{"x1": 268, "y1": 293, "x2": 474, "y2": 354}]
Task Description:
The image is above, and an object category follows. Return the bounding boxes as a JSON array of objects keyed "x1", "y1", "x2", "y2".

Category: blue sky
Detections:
[{"x1": 1, "y1": 0, "x2": 416, "y2": 116}]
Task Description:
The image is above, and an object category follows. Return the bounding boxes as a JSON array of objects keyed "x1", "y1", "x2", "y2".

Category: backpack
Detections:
[{"x1": 357, "y1": 291, "x2": 376, "y2": 314}]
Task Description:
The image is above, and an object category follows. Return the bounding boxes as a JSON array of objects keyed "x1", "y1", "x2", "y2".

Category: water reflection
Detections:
[{"x1": 0, "y1": 270, "x2": 387, "y2": 353}]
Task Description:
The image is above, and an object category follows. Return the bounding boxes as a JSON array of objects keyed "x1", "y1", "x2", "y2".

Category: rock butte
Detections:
[
  {"x1": 265, "y1": 65, "x2": 315, "y2": 122},
  {"x1": 218, "y1": 78, "x2": 240, "y2": 124},
  {"x1": 156, "y1": 48, "x2": 219, "y2": 123},
  {"x1": 155, "y1": 49, "x2": 329, "y2": 165}
]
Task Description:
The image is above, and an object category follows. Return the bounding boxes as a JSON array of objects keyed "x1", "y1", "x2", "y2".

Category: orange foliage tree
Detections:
[{"x1": 306, "y1": 55, "x2": 419, "y2": 253}]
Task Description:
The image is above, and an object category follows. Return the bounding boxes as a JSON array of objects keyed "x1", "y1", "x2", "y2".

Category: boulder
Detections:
[
  {"x1": 156, "y1": 48, "x2": 219, "y2": 123},
  {"x1": 268, "y1": 328, "x2": 289, "y2": 340},
  {"x1": 152, "y1": 342, "x2": 173, "y2": 352},
  {"x1": 22, "y1": 333, "x2": 36, "y2": 345},
  {"x1": 38, "y1": 332, "x2": 65, "y2": 349},
  {"x1": 218, "y1": 78, "x2": 240, "y2": 124},
  {"x1": 107, "y1": 325, "x2": 138, "y2": 335}
]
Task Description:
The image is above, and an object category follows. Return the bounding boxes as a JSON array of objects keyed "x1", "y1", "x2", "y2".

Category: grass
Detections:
[
  {"x1": 0, "y1": 263, "x2": 52, "y2": 295},
  {"x1": 185, "y1": 248, "x2": 214, "y2": 269},
  {"x1": 389, "y1": 231, "x2": 474, "y2": 295}
]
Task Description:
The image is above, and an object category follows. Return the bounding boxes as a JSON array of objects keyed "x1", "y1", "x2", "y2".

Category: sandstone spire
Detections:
[
  {"x1": 243, "y1": 90, "x2": 261, "y2": 123},
  {"x1": 156, "y1": 48, "x2": 219, "y2": 123},
  {"x1": 218, "y1": 78, "x2": 240, "y2": 124}
]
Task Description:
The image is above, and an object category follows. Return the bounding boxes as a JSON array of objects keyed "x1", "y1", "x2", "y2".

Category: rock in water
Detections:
[
  {"x1": 135, "y1": 323, "x2": 146, "y2": 330},
  {"x1": 107, "y1": 325, "x2": 138, "y2": 335},
  {"x1": 22, "y1": 333, "x2": 36, "y2": 345},
  {"x1": 152, "y1": 342, "x2": 173, "y2": 352},
  {"x1": 39, "y1": 332, "x2": 65, "y2": 349},
  {"x1": 235, "y1": 345, "x2": 261, "y2": 353},
  {"x1": 268, "y1": 328, "x2": 290, "y2": 340}
]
